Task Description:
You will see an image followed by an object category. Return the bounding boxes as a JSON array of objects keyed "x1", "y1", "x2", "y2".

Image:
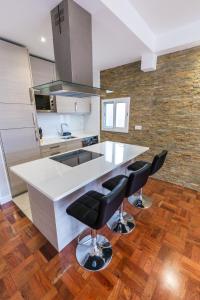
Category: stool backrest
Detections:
[
  {"x1": 151, "y1": 150, "x2": 168, "y2": 175},
  {"x1": 126, "y1": 163, "x2": 151, "y2": 197},
  {"x1": 96, "y1": 177, "x2": 128, "y2": 228}
]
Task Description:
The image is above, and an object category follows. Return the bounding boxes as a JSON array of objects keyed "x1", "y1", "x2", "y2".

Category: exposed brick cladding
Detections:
[{"x1": 100, "y1": 46, "x2": 200, "y2": 191}]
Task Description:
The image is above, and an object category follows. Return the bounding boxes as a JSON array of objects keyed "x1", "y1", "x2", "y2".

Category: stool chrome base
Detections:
[
  {"x1": 76, "y1": 232, "x2": 112, "y2": 272},
  {"x1": 107, "y1": 205, "x2": 135, "y2": 234},
  {"x1": 128, "y1": 190, "x2": 152, "y2": 209}
]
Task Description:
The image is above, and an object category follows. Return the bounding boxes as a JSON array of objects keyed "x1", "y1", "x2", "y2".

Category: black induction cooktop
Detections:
[{"x1": 50, "y1": 149, "x2": 103, "y2": 167}]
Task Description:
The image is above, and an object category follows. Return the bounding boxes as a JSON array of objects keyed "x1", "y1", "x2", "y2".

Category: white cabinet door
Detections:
[
  {"x1": 56, "y1": 96, "x2": 76, "y2": 113},
  {"x1": 56, "y1": 96, "x2": 91, "y2": 114},
  {"x1": 30, "y1": 56, "x2": 55, "y2": 86},
  {"x1": 0, "y1": 128, "x2": 40, "y2": 196},
  {"x1": 0, "y1": 40, "x2": 32, "y2": 104},
  {"x1": 0, "y1": 103, "x2": 36, "y2": 129},
  {"x1": 0, "y1": 128, "x2": 40, "y2": 166},
  {"x1": 76, "y1": 98, "x2": 91, "y2": 114}
]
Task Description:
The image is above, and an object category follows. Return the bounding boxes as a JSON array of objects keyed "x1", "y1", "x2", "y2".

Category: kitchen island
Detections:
[{"x1": 11, "y1": 141, "x2": 148, "y2": 251}]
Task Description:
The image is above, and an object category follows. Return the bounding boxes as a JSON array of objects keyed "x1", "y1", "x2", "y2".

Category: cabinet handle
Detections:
[
  {"x1": 29, "y1": 88, "x2": 35, "y2": 104},
  {"x1": 49, "y1": 145, "x2": 60, "y2": 149},
  {"x1": 34, "y1": 129, "x2": 39, "y2": 142},
  {"x1": 32, "y1": 112, "x2": 36, "y2": 127},
  {"x1": 75, "y1": 102, "x2": 77, "y2": 112}
]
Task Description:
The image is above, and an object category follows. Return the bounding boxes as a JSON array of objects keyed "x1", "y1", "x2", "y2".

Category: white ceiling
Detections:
[
  {"x1": 130, "y1": 0, "x2": 200, "y2": 35},
  {"x1": 90, "y1": 3, "x2": 148, "y2": 70},
  {"x1": 92, "y1": 10, "x2": 148, "y2": 70},
  {"x1": 1, "y1": 0, "x2": 200, "y2": 70},
  {"x1": 0, "y1": 0, "x2": 60, "y2": 60}
]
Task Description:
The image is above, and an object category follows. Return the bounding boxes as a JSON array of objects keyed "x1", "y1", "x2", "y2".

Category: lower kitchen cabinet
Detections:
[{"x1": 40, "y1": 139, "x2": 82, "y2": 158}]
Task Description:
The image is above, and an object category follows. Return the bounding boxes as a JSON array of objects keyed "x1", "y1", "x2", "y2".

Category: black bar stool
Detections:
[
  {"x1": 66, "y1": 177, "x2": 128, "y2": 272},
  {"x1": 128, "y1": 150, "x2": 168, "y2": 209},
  {"x1": 102, "y1": 163, "x2": 151, "y2": 234}
]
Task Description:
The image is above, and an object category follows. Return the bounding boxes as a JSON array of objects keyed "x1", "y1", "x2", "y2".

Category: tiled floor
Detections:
[{"x1": 1, "y1": 178, "x2": 200, "y2": 299}]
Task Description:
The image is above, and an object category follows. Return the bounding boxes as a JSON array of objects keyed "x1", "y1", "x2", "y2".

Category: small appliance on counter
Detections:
[
  {"x1": 62, "y1": 131, "x2": 71, "y2": 137},
  {"x1": 60, "y1": 132, "x2": 77, "y2": 140},
  {"x1": 82, "y1": 136, "x2": 98, "y2": 147},
  {"x1": 39, "y1": 127, "x2": 43, "y2": 140}
]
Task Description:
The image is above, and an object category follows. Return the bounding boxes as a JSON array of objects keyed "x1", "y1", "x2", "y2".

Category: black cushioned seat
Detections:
[
  {"x1": 66, "y1": 190, "x2": 104, "y2": 229},
  {"x1": 67, "y1": 177, "x2": 128, "y2": 230},
  {"x1": 103, "y1": 163, "x2": 151, "y2": 198},
  {"x1": 102, "y1": 175, "x2": 126, "y2": 191},
  {"x1": 66, "y1": 177, "x2": 128, "y2": 271},
  {"x1": 128, "y1": 150, "x2": 168, "y2": 176},
  {"x1": 127, "y1": 161, "x2": 148, "y2": 172},
  {"x1": 127, "y1": 150, "x2": 168, "y2": 209},
  {"x1": 102, "y1": 163, "x2": 152, "y2": 232}
]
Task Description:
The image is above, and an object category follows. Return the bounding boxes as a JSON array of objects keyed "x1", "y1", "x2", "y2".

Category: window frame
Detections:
[{"x1": 101, "y1": 97, "x2": 130, "y2": 133}]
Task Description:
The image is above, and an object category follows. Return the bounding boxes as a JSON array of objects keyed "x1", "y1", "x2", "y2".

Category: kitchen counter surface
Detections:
[
  {"x1": 11, "y1": 142, "x2": 148, "y2": 202},
  {"x1": 40, "y1": 131, "x2": 99, "y2": 147}
]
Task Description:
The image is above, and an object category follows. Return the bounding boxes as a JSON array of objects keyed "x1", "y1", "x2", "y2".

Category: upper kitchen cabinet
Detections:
[
  {"x1": 0, "y1": 40, "x2": 32, "y2": 104},
  {"x1": 76, "y1": 98, "x2": 91, "y2": 114},
  {"x1": 56, "y1": 96, "x2": 91, "y2": 114},
  {"x1": 30, "y1": 56, "x2": 56, "y2": 86},
  {"x1": 56, "y1": 96, "x2": 77, "y2": 113}
]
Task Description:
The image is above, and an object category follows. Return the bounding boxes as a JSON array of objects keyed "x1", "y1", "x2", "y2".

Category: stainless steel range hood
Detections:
[
  {"x1": 32, "y1": 0, "x2": 113, "y2": 98},
  {"x1": 33, "y1": 80, "x2": 113, "y2": 98}
]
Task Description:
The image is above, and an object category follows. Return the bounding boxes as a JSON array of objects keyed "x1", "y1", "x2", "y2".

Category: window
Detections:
[{"x1": 102, "y1": 97, "x2": 130, "y2": 133}]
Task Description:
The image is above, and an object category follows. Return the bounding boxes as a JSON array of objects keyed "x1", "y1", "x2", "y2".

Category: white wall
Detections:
[
  {"x1": 84, "y1": 96, "x2": 100, "y2": 133},
  {"x1": 37, "y1": 113, "x2": 85, "y2": 137},
  {"x1": 0, "y1": 144, "x2": 11, "y2": 204},
  {"x1": 84, "y1": 69, "x2": 100, "y2": 133}
]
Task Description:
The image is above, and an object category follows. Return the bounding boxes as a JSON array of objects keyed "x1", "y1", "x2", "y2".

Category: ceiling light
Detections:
[{"x1": 41, "y1": 36, "x2": 46, "y2": 43}]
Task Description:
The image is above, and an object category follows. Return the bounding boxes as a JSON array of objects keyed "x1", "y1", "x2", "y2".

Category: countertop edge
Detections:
[{"x1": 11, "y1": 145, "x2": 149, "y2": 202}]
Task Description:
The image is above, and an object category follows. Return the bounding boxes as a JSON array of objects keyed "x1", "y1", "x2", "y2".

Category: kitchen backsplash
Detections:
[{"x1": 37, "y1": 113, "x2": 85, "y2": 137}]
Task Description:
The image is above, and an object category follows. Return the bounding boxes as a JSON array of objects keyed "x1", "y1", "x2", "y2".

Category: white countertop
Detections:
[
  {"x1": 11, "y1": 142, "x2": 149, "y2": 202},
  {"x1": 40, "y1": 131, "x2": 99, "y2": 146}
]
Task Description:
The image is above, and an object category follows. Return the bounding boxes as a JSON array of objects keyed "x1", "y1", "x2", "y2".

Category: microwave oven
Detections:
[{"x1": 35, "y1": 95, "x2": 56, "y2": 112}]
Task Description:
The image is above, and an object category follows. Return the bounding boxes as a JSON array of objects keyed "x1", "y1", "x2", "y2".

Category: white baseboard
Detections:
[{"x1": 0, "y1": 194, "x2": 12, "y2": 205}]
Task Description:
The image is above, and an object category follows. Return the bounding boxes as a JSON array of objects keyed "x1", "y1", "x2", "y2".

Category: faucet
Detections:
[{"x1": 60, "y1": 123, "x2": 69, "y2": 136}]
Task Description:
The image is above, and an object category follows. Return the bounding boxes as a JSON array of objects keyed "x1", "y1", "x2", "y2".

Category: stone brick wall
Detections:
[{"x1": 100, "y1": 46, "x2": 200, "y2": 191}]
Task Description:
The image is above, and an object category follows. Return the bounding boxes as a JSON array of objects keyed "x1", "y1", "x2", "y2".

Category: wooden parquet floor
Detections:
[{"x1": 1, "y1": 178, "x2": 200, "y2": 300}]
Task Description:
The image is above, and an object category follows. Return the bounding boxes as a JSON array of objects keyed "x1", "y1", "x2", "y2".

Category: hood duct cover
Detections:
[
  {"x1": 32, "y1": 0, "x2": 113, "y2": 98},
  {"x1": 51, "y1": 0, "x2": 93, "y2": 86}
]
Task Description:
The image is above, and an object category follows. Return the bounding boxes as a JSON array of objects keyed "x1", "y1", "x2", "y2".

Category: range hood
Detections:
[
  {"x1": 33, "y1": 0, "x2": 113, "y2": 98},
  {"x1": 33, "y1": 80, "x2": 112, "y2": 98}
]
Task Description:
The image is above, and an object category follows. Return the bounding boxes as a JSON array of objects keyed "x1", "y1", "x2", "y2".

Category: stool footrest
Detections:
[
  {"x1": 107, "y1": 210, "x2": 135, "y2": 234},
  {"x1": 76, "y1": 234, "x2": 112, "y2": 271},
  {"x1": 128, "y1": 193, "x2": 152, "y2": 209}
]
